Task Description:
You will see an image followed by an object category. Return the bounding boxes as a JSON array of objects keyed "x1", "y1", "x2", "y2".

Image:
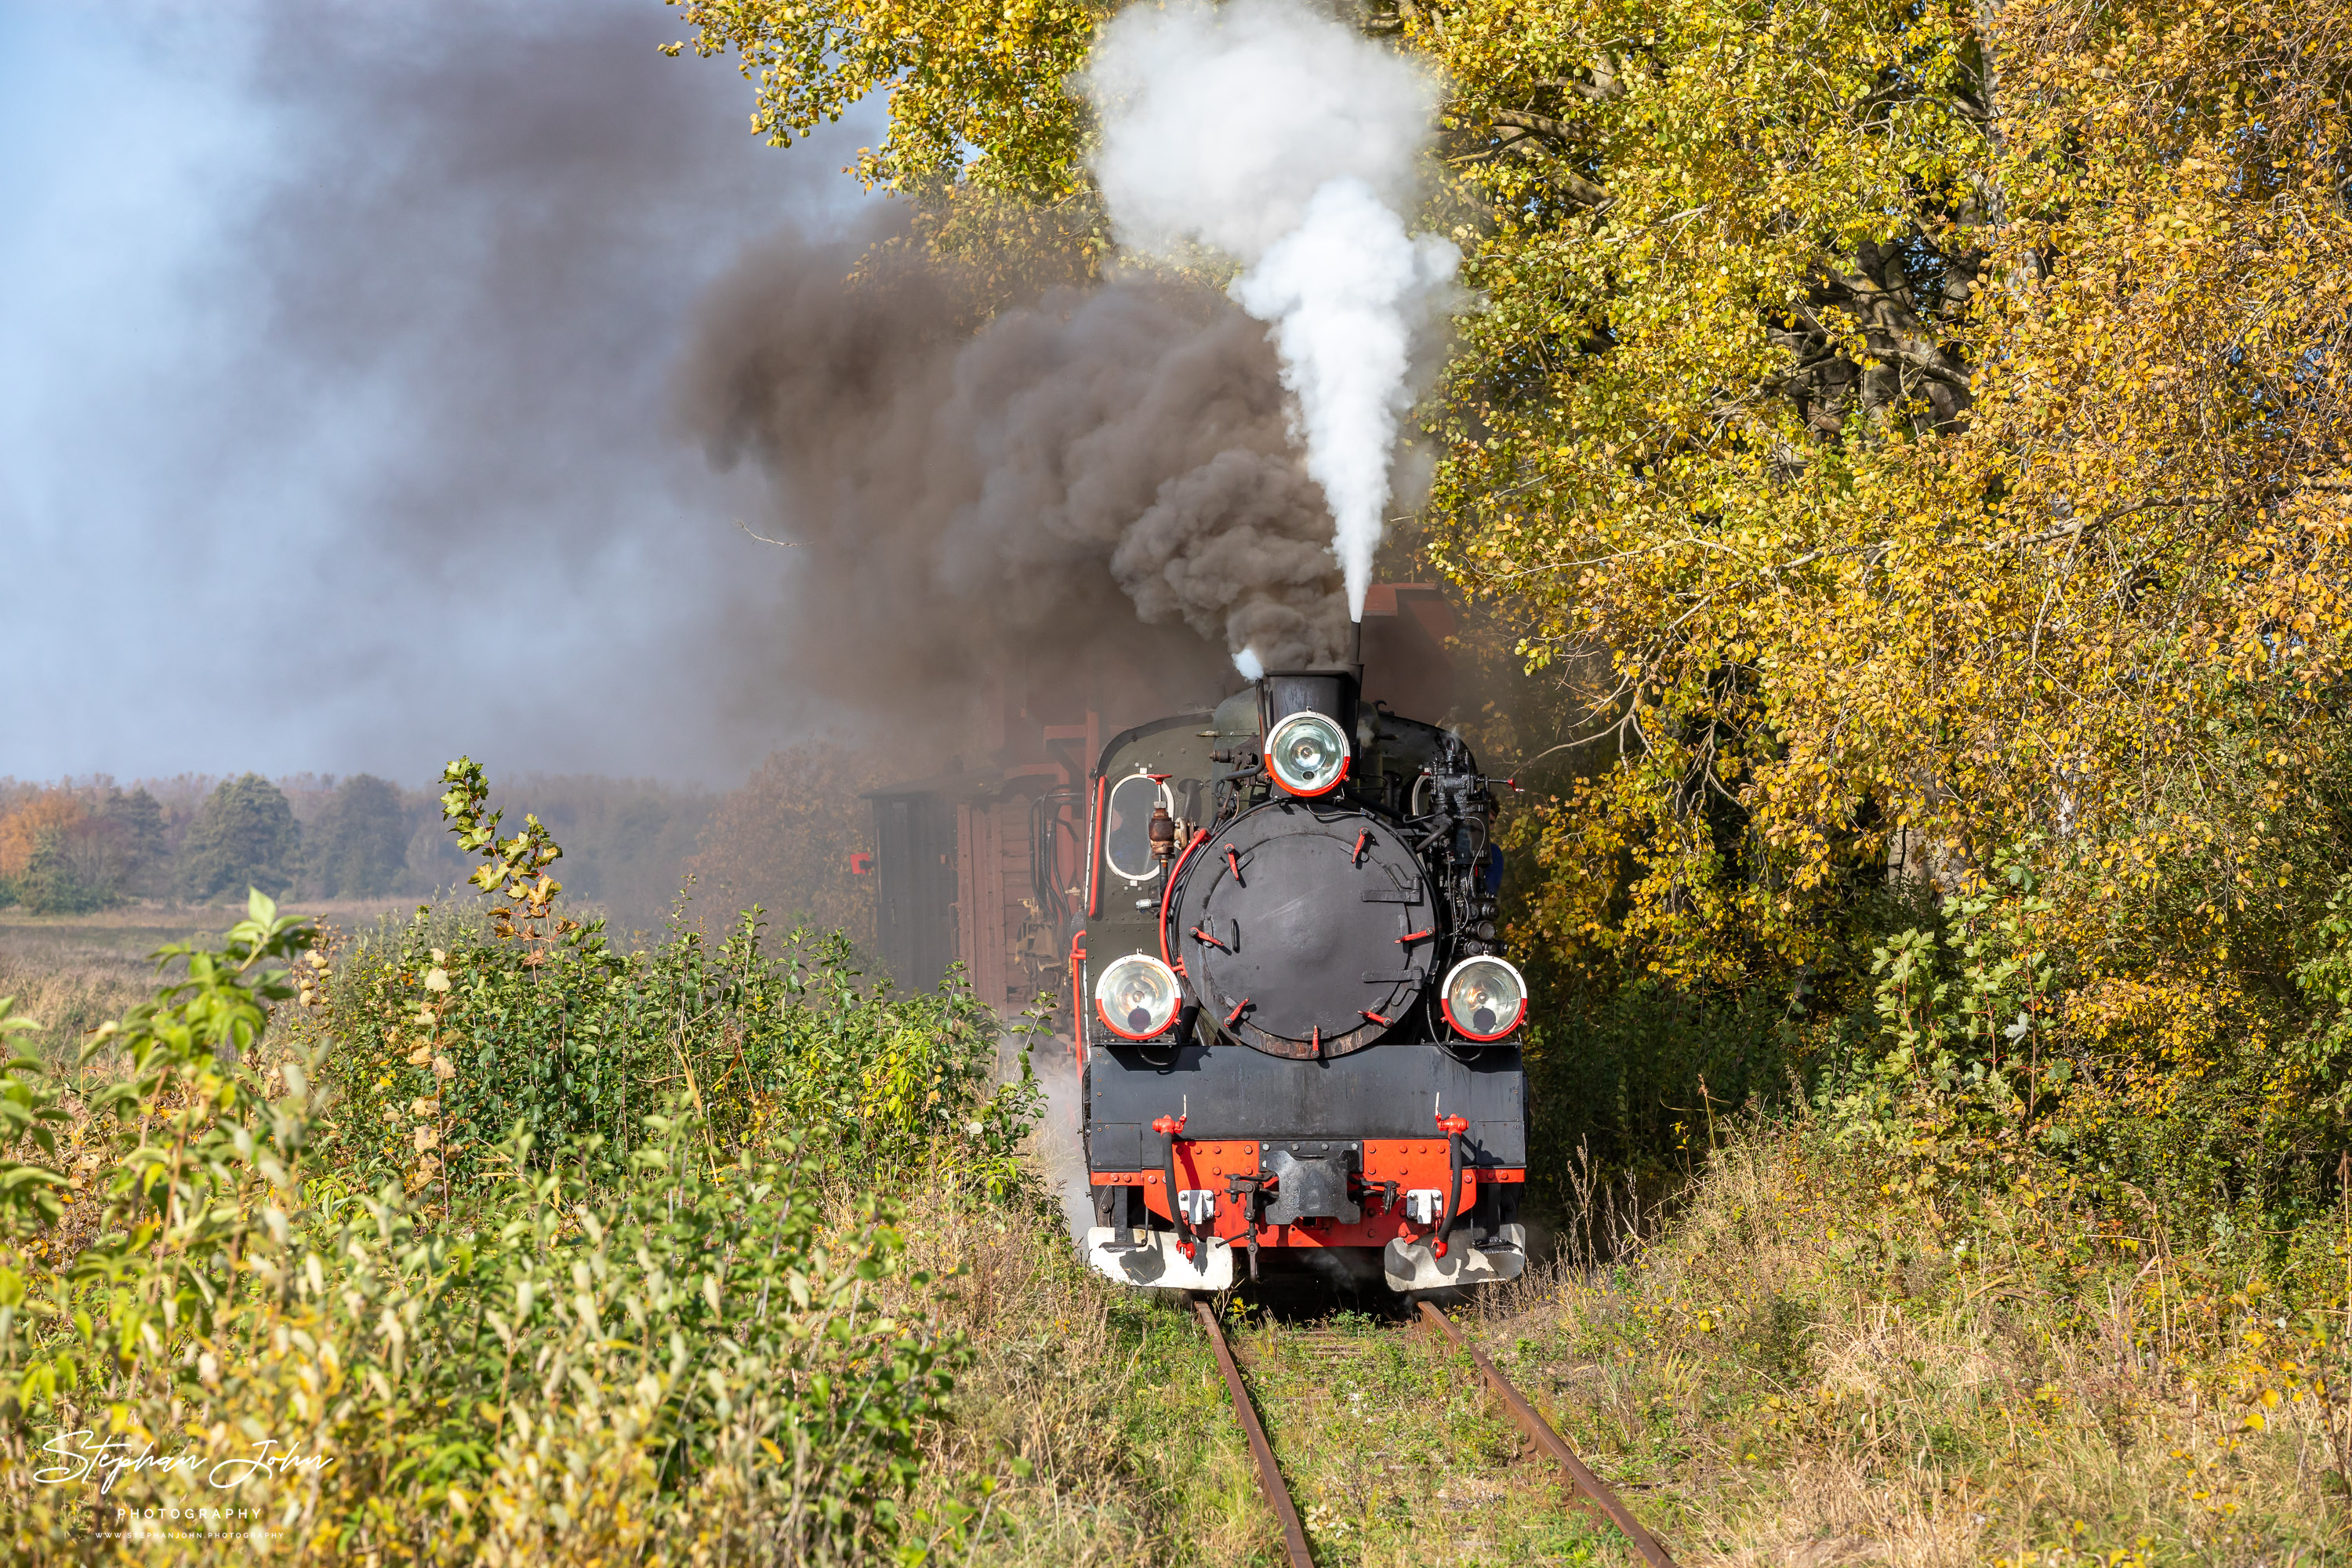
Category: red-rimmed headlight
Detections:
[
  {"x1": 1095, "y1": 953, "x2": 1181, "y2": 1040},
  {"x1": 1440, "y1": 956, "x2": 1526, "y2": 1040},
  {"x1": 1264, "y1": 710, "x2": 1349, "y2": 797}
]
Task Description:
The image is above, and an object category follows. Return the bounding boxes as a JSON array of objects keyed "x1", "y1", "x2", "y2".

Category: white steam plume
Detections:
[{"x1": 1084, "y1": 0, "x2": 1459, "y2": 622}]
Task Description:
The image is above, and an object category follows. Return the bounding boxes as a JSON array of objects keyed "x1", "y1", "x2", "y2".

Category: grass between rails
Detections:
[{"x1": 910, "y1": 1178, "x2": 1628, "y2": 1567}]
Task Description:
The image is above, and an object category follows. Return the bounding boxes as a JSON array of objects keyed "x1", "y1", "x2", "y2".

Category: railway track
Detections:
[{"x1": 1191, "y1": 1296, "x2": 1679, "y2": 1567}]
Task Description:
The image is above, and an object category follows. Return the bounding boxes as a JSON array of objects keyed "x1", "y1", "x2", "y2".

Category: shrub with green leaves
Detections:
[
  {"x1": 0, "y1": 754, "x2": 1051, "y2": 1564},
  {"x1": 310, "y1": 760, "x2": 1038, "y2": 1210},
  {"x1": 318, "y1": 905, "x2": 1036, "y2": 1203}
]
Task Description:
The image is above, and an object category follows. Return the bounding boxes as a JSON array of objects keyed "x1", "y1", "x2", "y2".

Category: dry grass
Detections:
[
  {"x1": 0, "y1": 899, "x2": 416, "y2": 1062},
  {"x1": 876, "y1": 1107, "x2": 1637, "y2": 1566},
  {"x1": 21, "y1": 912, "x2": 2336, "y2": 1563},
  {"x1": 0, "y1": 928, "x2": 154, "y2": 1062},
  {"x1": 1215, "y1": 1307, "x2": 1628, "y2": 1565},
  {"x1": 1468, "y1": 1125, "x2": 2350, "y2": 1565},
  {"x1": 879, "y1": 1173, "x2": 1278, "y2": 1566}
]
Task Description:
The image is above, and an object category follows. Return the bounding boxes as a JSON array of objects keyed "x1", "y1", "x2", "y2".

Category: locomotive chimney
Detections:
[{"x1": 1348, "y1": 615, "x2": 1363, "y2": 682}]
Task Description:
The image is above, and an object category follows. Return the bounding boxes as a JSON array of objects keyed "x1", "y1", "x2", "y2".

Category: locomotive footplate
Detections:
[{"x1": 1087, "y1": 1132, "x2": 1523, "y2": 1276}]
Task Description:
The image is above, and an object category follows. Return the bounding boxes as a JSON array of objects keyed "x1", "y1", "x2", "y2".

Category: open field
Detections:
[{"x1": 0, "y1": 900, "x2": 414, "y2": 1061}]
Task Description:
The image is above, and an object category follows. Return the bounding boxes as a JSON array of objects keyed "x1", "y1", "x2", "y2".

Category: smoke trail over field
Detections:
[
  {"x1": 678, "y1": 223, "x2": 1349, "y2": 717},
  {"x1": 1083, "y1": 0, "x2": 1460, "y2": 626}
]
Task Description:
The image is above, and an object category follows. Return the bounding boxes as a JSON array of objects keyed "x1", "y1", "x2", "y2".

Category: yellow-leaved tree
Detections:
[
  {"x1": 673, "y1": 0, "x2": 2352, "y2": 1197},
  {"x1": 666, "y1": 0, "x2": 1111, "y2": 299}
]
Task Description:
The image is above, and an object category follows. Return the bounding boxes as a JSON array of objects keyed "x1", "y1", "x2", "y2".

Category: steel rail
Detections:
[
  {"x1": 1416, "y1": 1300, "x2": 1679, "y2": 1566},
  {"x1": 1193, "y1": 1298, "x2": 1316, "y2": 1568}
]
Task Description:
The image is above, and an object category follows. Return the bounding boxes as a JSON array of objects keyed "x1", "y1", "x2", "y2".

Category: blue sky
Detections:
[{"x1": 1, "y1": 1, "x2": 880, "y2": 786}]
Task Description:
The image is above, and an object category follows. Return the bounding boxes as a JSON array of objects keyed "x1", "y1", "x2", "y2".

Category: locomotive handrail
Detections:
[
  {"x1": 1085, "y1": 774, "x2": 1106, "y2": 918},
  {"x1": 1067, "y1": 930, "x2": 1086, "y2": 1069},
  {"x1": 1156, "y1": 828, "x2": 1210, "y2": 975}
]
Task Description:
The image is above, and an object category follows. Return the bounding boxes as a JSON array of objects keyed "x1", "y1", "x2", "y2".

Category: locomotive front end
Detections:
[{"x1": 1074, "y1": 667, "x2": 1529, "y2": 1294}]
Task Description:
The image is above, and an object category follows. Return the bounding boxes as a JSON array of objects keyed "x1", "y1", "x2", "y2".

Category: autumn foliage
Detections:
[
  {"x1": 1411, "y1": 0, "x2": 2352, "y2": 1221},
  {"x1": 673, "y1": 0, "x2": 2352, "y2": 1243}
]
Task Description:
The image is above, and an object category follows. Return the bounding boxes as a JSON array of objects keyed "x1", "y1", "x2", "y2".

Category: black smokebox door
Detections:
[{"x1": 1178, "y1": 803, "x2": 1434, "y2": 1059}]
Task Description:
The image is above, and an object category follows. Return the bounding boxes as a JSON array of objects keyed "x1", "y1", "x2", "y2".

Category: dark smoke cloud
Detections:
[
  {"x1": 677, "y1": 227, "x2": 1349, "y2": 723},
  {"x1": 11, "y1": 0, "x2": 1352, "y2": 784},
  {"x1": 7, "y1": 1, "x2": 873, "y2": 782}
]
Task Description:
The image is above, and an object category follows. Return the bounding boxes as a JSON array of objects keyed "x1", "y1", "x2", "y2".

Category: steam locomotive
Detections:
[{"x1": 1074, "y1": 663, "x2": 1528, "y2": 1293}]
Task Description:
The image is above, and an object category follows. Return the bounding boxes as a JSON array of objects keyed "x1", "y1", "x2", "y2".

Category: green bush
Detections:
[
  {"x1": 1802, "y1": 862, "x2": 2352, "y2": 1288},
  {"x1": 303, "y1": 762, "x2": 1036, "y2": 1208},
  {"x1": 319, "y1": 903, "x2": 1036, "y2": 1203},
  {"x1": 0, "y1": 897, "x2": 964, "y2": 1561},
  {"x1": 0, "y1": 761, "x2": 1049, "y2": 1562}
]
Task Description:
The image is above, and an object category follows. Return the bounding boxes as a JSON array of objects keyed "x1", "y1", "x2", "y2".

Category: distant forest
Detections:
[{"x1": 0, "y1": 760, "x2": 863, "y2": 940}]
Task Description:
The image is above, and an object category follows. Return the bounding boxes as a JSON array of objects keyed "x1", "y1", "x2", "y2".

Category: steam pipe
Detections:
[{"x1": 1348, "y1": 615, "x2": 1364, "y2": 683}]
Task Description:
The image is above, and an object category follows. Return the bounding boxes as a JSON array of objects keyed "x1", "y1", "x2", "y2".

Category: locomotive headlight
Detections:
[
  {"x1": 1095, "y1": 953, "x2": 1181, "y2": 1040},
  {"x1": 1264, "y1": 710, "x2": 1350, "y2": 797},
  {"x1": 1441, "y1": 956, "x2": 1526, "y2": 1041}
]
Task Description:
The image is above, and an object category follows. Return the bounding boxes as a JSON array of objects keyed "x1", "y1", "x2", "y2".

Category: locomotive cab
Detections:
[{"x1": 1073, "y1": 668, "x2": 1529, "y2": 1294}]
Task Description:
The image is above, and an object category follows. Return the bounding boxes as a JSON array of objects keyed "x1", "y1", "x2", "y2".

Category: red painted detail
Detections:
[
  {"x1": 848, "y1": 851, "x2": 873, "y2": 876},
  {"x1": 1399, "y1": 927, "x2": 1434, "y2": 945},
  {"x1": 1148, "y1": 773, "x2": 1171, "y2": 783},
  {"x1": 1432, "y1": 1239, "x2": 1450, "y2": 1258},
  {"x1": 1436, "y1": 1112, "x2": 1469, "y2": 1134},
  {"x1": 1091, "y1": 1162, "x2": 1517, "y2": 1188},
  {"x1": 1441, "y1": 996, "x2": 1527, "y2": 1043},
  {"x1": 1132, "y1": 1139, "x2": 1257, "y2": 1224},
  {"x1": 1351, "y1": 831, "x2": 1369, "y2": 864},
  {"x1": 1157, "y1": 828, "x2": 1210, "y2": 970},
  {"x1": 1361, "y1": 1010, "x2": 1390, "y2": 1025},
  {"x1": 1310, "y1": 1025, "x2": 1320, "y2": 1054},
  {"x1": 1191, "y1": 926, "x2": 1229, "y2": 951},
  {"x1": 1225, "y1": 845, "x2": 1243, "y2": 880},
  {"x1": 1225, "y1": 996, "x2": 1250, "y2": 1025},
  {"x1": 1085, "y1": 775, "x2": 1106, "y2": 918},
  {"x1": 1109, "y1": 1140, "x2": 1508, "y2": 1244},
  {"x1": 1069, "y1": 930, "x2": 1087, "y2": 1069},
  {"x1": 1151, "y1": 1113, "x2": 1187, "y2": 1136}
]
